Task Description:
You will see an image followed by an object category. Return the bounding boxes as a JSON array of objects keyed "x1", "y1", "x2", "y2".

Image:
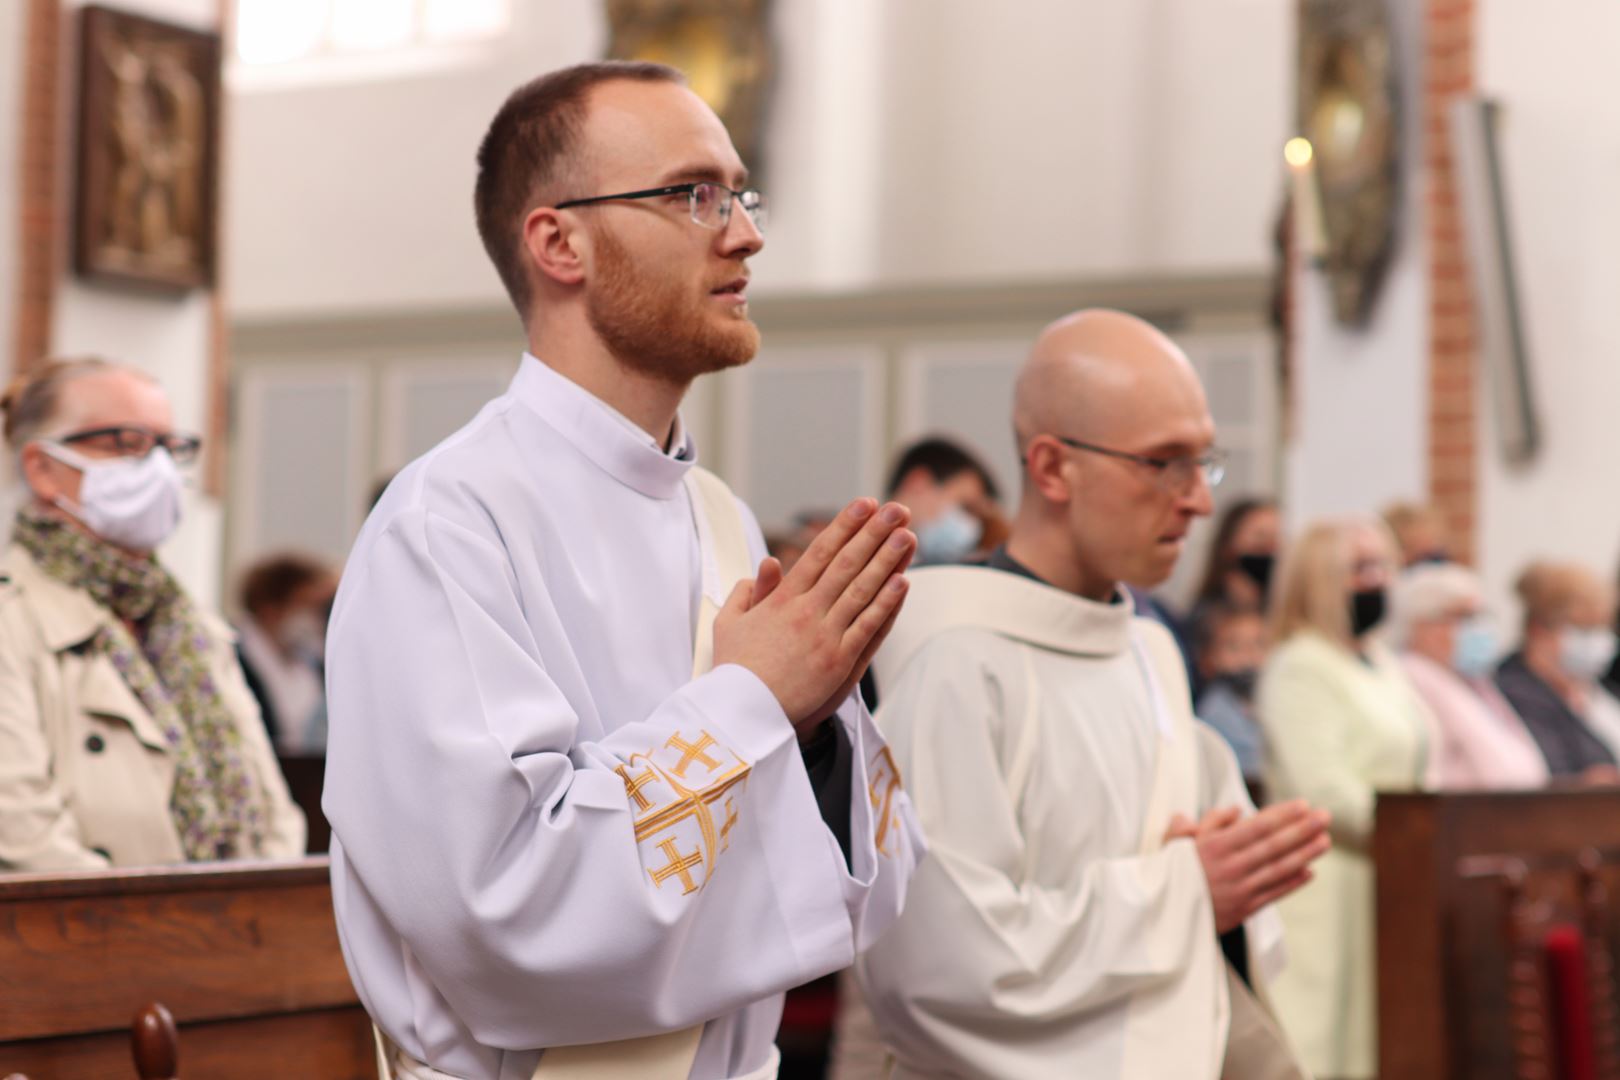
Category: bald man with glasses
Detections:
[{"x1": 841, "y1": 309, "x2": 1325, "y2": 1080}]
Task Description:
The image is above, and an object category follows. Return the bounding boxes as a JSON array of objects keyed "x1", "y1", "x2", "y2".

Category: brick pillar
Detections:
[
  {"x1": 205, "y1": 0, "x2": 234, "y2": 497},
  {"x1": 1426, "y1": 0, "x2": 1478, "y2": 564},
  {"x1": 13, "y1": 0, "x2": 62, "y2": 378}
]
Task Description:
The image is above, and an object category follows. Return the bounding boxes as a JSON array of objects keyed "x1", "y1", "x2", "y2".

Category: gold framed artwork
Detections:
[
  {"x1": 605, "y1": 0, "x2": 775, "y2": 177},
  {"x1": 74, "y1": 5, "x2": 221, "y2": 291},
  {"x1": 1298, "y1": 0, "x2": 1401, "y2": 326}
]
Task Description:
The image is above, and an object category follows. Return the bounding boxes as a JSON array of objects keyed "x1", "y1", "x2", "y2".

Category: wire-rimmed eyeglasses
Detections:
[
  {"x1": 1053, "y1": 435, "x2": 1226, "y2": 493},
  {"x1": 554, "y1": 182, "x2": 767, "y2": 233}
]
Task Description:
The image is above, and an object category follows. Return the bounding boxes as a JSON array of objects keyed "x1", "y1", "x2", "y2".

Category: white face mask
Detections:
[
  {"x1": 277, "y1": 608, "x2": 327, "y2": 664},
  {"x1": 1559, "y1": 626, "x2": 1619, "y2": 683},
  {"x1": 914, "y1": 504, "x2": 982, "y2": 566},
  {"x1": 38, "y1": 442, "x2": 184, "y2": 552}
]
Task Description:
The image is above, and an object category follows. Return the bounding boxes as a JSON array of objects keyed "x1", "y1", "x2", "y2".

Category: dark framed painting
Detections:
[
  {"x1": 605, "y1": 0, "x2": 775, "y2": 181},
  {"x1": 74, "y1": 5, "x2": 221, "y2": 291}
]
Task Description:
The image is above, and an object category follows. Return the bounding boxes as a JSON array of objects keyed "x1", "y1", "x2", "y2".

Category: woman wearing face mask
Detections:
[
  {"x1": 1255, "y1": 517, "x2": 1430, "y2": 1080},
  {"x1": 1494, "y1": 561, "x2": 1620, "y2": 782},
  {"x1": 1389, "y1": 563, "x2": 1547, "y2": 789},
  {"x1": 235, "y1": 553, "x2": 337, "y2": 753},
  {"x1": 1188, "y1": 497, "x2": 1281, "y2": 698},
  {"x1": 1192, "y1": 496, "x2": 1282, "y2": 613},
  {"x1": 0, "y1": 358, "x2": 304, "y2": 871}
]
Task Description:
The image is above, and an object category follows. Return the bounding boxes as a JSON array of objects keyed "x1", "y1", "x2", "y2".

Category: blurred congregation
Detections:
[{"x1": 4, "y1": 0, "x2": 1620, "y2": 1079}]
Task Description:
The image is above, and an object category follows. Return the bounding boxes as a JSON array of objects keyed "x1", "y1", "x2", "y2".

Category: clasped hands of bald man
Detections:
[
  {"x1": 713, "y1": 498, "x2": 915, "y2": 739},
  {"x1": 1165, "y1": 800, "x2": 1333, "y2": 933}
]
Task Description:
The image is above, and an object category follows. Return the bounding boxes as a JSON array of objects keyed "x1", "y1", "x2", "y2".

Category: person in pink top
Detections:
[{"x1": 1389, "y1": 563, "x2": 1548, "y2": 789}]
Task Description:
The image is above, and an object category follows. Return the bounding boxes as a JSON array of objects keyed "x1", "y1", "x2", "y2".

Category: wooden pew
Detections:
[
  {"x1": 1376, "y1": 790, "x2": 1620, "y2": 1080},
  {"x1": 0, "y1": 858, "x2": 372, "y2": 1079}
]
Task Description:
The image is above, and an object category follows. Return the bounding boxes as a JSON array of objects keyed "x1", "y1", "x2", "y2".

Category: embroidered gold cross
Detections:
[
  {"x1": 720, "y1": 796, "x2": 739, "y2": 852},
  {"x1": 650, "y1": 837, "x2": 703, "y2": 895},
  {"x1": 869, "y1": 747, "x2": 905, "y2": 857},
  {"x1": 616, "y1": 765, "x2": 659, "y2": 812},
  {"x1": 665, "y1": 732, "x2": 721, "y2": 777}
]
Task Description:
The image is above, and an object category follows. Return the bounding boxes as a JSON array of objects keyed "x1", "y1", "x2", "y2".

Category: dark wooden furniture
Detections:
[
  {"x1": 277, "y1": 753, "x2": 332, "y2": 854},
  {"x1": 1376, "y1": 790, "x2": 1620, "y2": 1080},
  {"x1": 0, "y1": 858, "x2": 370, "y2": 1079}
]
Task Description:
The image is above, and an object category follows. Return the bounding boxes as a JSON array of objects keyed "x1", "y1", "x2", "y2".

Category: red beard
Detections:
[{"x1": 586, "y1": 225, "x2": 760, "y2": 386}]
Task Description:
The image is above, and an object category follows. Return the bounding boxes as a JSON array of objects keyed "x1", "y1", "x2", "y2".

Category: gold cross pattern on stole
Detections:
[
  {"x1": 650, "y1": 838, "x2": 704, "y2": 895},
  {"x1": 617, "y1": 729, "x2": 751, "y2": 896},
  {"x1": 868, "y1": 747, "x2": 906, "y2": 858},
  {"x1": 616, "y1": 765, "x2": 660, "y2": 812},
  {"x1": 665, "y1": 732, "x2": 722, "y2": 777}
]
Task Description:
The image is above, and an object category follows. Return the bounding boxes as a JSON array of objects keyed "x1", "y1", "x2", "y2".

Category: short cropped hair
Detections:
[
  {"x1": 1515, "y1": 561, "x2": 1605, "y2": 629},
  {"x1": 883, "y1": 437, "x2": 1001, "y2": 502},
  {"x1": 240, "y1": 554, "x2": 333, "y2": 618},
  {"x1": 1, "y1": 357, "x2": 154, "y2": 457},
  {"x1": 1388, "y1": 563, "x2": 1483, "y2": 647},
  {"x1": 474, "y1": 61, "x2": 685, "y2": 318},
  {"x1": 1192, "y1": 598, "x2": 1264, "y2": 658}
]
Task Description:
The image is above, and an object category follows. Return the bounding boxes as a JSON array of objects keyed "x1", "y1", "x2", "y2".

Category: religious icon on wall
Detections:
[
  {"x1": 74, "y1": 5, "x2": 220, "y2": 291},
  {"x1": 1298, "y1": 0, "x2": 1400, "y2": 326},
  {"x1": 605, "y1": 0, "x2": 775, "y2": 180}
]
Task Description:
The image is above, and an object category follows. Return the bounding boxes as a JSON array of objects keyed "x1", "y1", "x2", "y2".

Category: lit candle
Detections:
[{"x1": 1284, "y1": 137, "x2": 1327, "y2": 261}]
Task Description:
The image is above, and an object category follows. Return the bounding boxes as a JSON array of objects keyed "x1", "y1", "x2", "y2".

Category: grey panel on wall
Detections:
[
  {"x1": 901, "y1": 341, "x2": 1024, "y2": 503},
  {"x1": 255, "y1": 382, "x2": 357, "y2": 559},
  {"x1": 1204, "y1": 351, "x2": 1258, "y2": 427},
  {"x1": 724, "y1": 349, "x2": 881, "y2": 531},
  {"x1": 399, "y1": 375, "x2": 508, "y2": 464},
  {"x1": 744, "y1": 366, "x2": 866, "y2": 529}
]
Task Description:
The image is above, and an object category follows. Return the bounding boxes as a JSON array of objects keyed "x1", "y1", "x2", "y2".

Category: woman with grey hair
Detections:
[
  {"x1": 0, "y1": 357, "x2": 304, "y2": 870},
  {"x1": 1388, "y1": 563, "x2": 1547, "y2": 789}
]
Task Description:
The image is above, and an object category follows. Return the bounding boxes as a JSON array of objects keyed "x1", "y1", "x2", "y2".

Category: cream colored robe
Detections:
[
  {"x1": 850, "y1": 566, "x2": 1293, "y2": 1079},
  {"x1": 1258, "y1": 631, "x2": 1428, "y2": 1080}
]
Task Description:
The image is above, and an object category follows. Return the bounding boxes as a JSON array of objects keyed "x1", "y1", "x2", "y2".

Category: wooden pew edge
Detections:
[{"x1": 0, "y1": 856, "x2": 331, "y2": 901}]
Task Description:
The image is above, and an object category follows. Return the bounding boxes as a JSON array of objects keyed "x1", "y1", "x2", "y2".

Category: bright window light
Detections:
[
  {"x1": 235, "y1": 0, "x2": 509, "y2": 66},
  {"x1": 329, "y1": 0, "x2": 415, "y2": 52},
  {"x1": 236, "y1": 0, "x2": 327, "y2": 65},
  {"x1": 424, "y1": 0, "x2": 508, "y2": 41}
]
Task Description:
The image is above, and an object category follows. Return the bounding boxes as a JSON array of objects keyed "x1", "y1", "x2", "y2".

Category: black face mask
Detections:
[
  {"x1": 1216, "y1": 667, "x2": 1260, "y2": 700},
  {"x1": 1350, "y1": 587, "x2": 1388, "y2": 637},
  {"x1": 1236, "y1": 553, "x2": 1276, "y2": 596}
]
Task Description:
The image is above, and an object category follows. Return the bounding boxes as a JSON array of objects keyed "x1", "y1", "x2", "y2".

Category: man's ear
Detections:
[
  {"x1": 1024, "y1": 437, "x2": 1074, "y2": 505},
  {"x1": 523, "y1": 206, "x2": 587, "y2": 287}
]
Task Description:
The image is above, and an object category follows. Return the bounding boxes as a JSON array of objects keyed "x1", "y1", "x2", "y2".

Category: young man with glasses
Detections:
[
  {"x1": 323, "y1": 62, "x2": 922, "y2": 1080},
  {"x1": 842, "y1": 309, "x2": 1326, "y2": 1080}
]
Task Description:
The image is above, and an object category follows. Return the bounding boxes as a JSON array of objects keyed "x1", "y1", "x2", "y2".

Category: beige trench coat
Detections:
[{"x1": 0, "y1": 544, "x2": 305, "y2": 870}]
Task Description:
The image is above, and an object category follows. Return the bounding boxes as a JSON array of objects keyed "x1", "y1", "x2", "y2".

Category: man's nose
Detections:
[
  {"x1": 1182, "y1": 466, "x2": 1216, "y2": 517},
  {"x1": 716, "y1": 202, "x2": 764, "y2": 258}
]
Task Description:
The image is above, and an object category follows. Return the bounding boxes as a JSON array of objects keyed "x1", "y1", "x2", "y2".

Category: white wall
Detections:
[
  {"x1": 875, "y1": 0, "x2": 1292, "y2": 284},
  {"x1": 0, "y1": 2, "x2": 24, "y2": 369},
  {"x1": 1475, "y1": 0, "x2": 1620, "y2": 618},
  {"x1": 50, "y1": 0, "x2": 225, "y2": 605},
  {"x1": 1284, "y1": 0, "x2": 1430, "y2": 526},
  {"x1": 226, "y1": 0, "x2": 1294, "y2": 319}
]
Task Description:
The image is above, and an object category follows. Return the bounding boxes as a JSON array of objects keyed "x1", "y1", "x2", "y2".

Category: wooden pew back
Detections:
[
  {"x1": 0, "y1": 858, "x2": 371, "y2": 1079},
  {"x1": 1377, "y1": 791, "x2": 1620, "y2": 1080}
]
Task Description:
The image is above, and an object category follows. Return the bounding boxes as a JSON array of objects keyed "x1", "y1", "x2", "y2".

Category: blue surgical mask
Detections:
[
  {"x1": 1450, "y1": 617, "x2": 1498, "y2": 679},
  {"x1": 914, "y1": 504, "x2": 982, "y2": 566},
  {"x1": 1560, "y1": 627, "x2": 1619, "y2": 683}
]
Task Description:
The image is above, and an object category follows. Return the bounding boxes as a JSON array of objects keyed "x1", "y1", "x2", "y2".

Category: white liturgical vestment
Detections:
[
  {"x1": 323, "y1": 354, "x2": 922, "y2": 1080},
  {"x1": 853, "y1": 565, "x2": 1293, "y2": 1080}
]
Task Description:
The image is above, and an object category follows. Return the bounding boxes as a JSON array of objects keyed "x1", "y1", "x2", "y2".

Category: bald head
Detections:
[
  {"x1": 1013, "y1": 309, "x2": 1202, "y2": 449},
  {"x1": 1003, "y1": 309, "x2": 1216, "y2": 600}
]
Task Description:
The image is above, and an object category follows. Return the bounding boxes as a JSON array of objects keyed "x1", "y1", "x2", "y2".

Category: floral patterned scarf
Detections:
[{"x1": 14, "y1": 509, "x2": 264, "y2": 860}]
